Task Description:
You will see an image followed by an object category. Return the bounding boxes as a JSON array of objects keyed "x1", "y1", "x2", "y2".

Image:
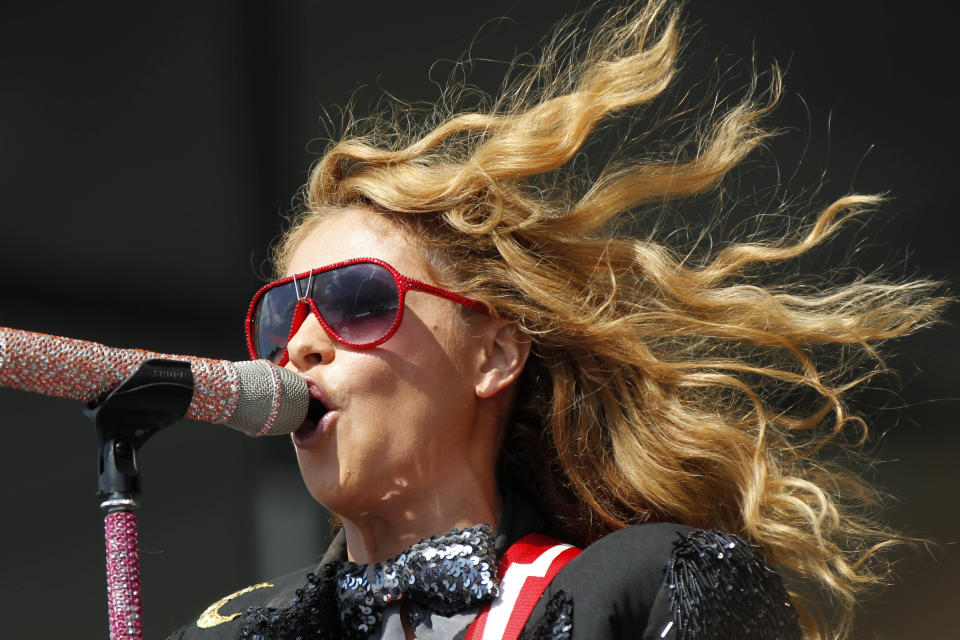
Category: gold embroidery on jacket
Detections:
[{"x1": 196, "y1": 582, "x2": 274, "y2": 628}]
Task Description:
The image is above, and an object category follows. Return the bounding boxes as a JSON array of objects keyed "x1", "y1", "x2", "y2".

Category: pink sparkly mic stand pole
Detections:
[{"x1": 85, "y1": 359, "x2": 196, "y2": 640}]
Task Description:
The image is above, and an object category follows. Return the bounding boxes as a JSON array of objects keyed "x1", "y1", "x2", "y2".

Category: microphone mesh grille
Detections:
[{"x1": 228, "y1": 361, "x2": 308, "y2": 436}]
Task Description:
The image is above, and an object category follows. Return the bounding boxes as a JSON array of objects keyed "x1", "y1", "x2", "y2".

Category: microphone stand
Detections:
[{"x1": 84, "y1": 359, "x2": 195, "y2": 640}]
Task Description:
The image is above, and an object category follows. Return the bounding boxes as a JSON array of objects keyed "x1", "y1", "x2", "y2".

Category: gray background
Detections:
[{"x1": 0, "y1": 1, "x2": 956, "y2": 636}]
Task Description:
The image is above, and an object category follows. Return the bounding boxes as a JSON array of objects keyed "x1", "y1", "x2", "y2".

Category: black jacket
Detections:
[{"x1": 168, "y1": 490, "x2": 800, "y2": 640}]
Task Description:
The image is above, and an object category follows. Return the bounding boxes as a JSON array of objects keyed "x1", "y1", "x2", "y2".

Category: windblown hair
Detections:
[{"x1": 274, "y1": 2, "x2": 947, "y2": 637}]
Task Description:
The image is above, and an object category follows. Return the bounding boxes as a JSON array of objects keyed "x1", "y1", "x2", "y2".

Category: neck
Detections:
[{"x1": 340, "y1": 472, "x2": 500, "y2": 564}]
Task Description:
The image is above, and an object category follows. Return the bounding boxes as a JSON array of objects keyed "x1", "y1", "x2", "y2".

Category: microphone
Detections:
[{"x1": 0, "y1": 326, "x2": 316, "y2": 436}]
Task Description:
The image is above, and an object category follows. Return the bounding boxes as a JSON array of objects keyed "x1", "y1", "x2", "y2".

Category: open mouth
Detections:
[
  {"x1": 293, "y1": 377, "x2": 334, "y2": 447},
  {"x1": 299, "y1": 397, "x2": 327, "y2": 432}
]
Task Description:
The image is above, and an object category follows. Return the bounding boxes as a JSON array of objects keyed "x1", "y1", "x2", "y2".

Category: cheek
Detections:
[
  {"x1": 379, "y1": 310, "x2": 475, "y2": 425},
  {"x1": 350, "y1": 338, "x2": 473, "y2": 450}
]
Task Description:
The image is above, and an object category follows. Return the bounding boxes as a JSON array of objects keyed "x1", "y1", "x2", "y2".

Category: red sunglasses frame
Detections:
[{"x1": 245, "y1": 257, "x2": 488, "y2": 365}]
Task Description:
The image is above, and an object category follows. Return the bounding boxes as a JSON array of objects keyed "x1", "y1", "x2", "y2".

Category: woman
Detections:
[{"x1": 169, "y1": 2, "x2": 947, "y2": 638}]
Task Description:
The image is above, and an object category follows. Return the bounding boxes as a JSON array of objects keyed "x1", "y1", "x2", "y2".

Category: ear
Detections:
[{"x1": 474, "y1": 318, "x2": 531, "y2": 399}]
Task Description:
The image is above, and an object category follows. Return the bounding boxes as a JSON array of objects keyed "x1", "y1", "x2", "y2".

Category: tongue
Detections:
[{"x1": 295, "y1": 417, "x2": 318, "y2": 437}]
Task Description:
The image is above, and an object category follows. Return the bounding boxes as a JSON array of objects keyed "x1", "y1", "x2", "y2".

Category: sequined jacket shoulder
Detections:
[{"x1": 523, "y1": 523, "x2": 801, "y2": 640}]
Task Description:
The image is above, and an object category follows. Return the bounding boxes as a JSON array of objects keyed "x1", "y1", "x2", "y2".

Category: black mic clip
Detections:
[{"x1": 84, "y1": 358, "x2": 194, "y2": 509}]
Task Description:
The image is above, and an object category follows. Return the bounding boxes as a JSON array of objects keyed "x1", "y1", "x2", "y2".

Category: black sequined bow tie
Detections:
[{"x1": 335, "y1": 524, "x2": 500, "y2": 639}]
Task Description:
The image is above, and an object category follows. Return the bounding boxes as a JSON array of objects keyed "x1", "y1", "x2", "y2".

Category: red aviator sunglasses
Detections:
[{"x1": 245, "y1": 258, "x2": 488, "y2": 365}]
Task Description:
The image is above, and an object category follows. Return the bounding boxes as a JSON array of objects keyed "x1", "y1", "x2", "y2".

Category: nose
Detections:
[{"x1": 285, "y1": 306, "x2": 336, "y2": 370}]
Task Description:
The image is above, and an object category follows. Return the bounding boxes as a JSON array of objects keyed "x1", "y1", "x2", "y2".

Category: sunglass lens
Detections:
[
  {"x1": 253, "y1": 281, "x2": 299, "y2": 363},
  {"x1": 313, "y1": 262, "x2": 400, "y2": 344}
]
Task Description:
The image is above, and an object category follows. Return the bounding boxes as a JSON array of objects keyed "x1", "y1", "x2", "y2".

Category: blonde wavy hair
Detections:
[{"x1": 273, "y1": 2, "x2": 948, "y2": 637}]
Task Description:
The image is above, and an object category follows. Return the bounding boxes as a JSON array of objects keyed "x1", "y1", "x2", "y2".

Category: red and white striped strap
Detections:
[{"x1": 464, "y1": 533, "x2": 581, "y2": 640}]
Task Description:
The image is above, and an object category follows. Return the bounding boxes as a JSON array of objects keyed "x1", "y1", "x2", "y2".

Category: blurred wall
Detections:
[{"x1": 0, "y1": 1, "x2": 956, "y2": 637}]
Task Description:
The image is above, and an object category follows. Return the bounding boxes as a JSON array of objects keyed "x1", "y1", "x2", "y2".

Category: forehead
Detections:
[{"x1": 285, "y1": 208, "x2": 430, "y2": 281}]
